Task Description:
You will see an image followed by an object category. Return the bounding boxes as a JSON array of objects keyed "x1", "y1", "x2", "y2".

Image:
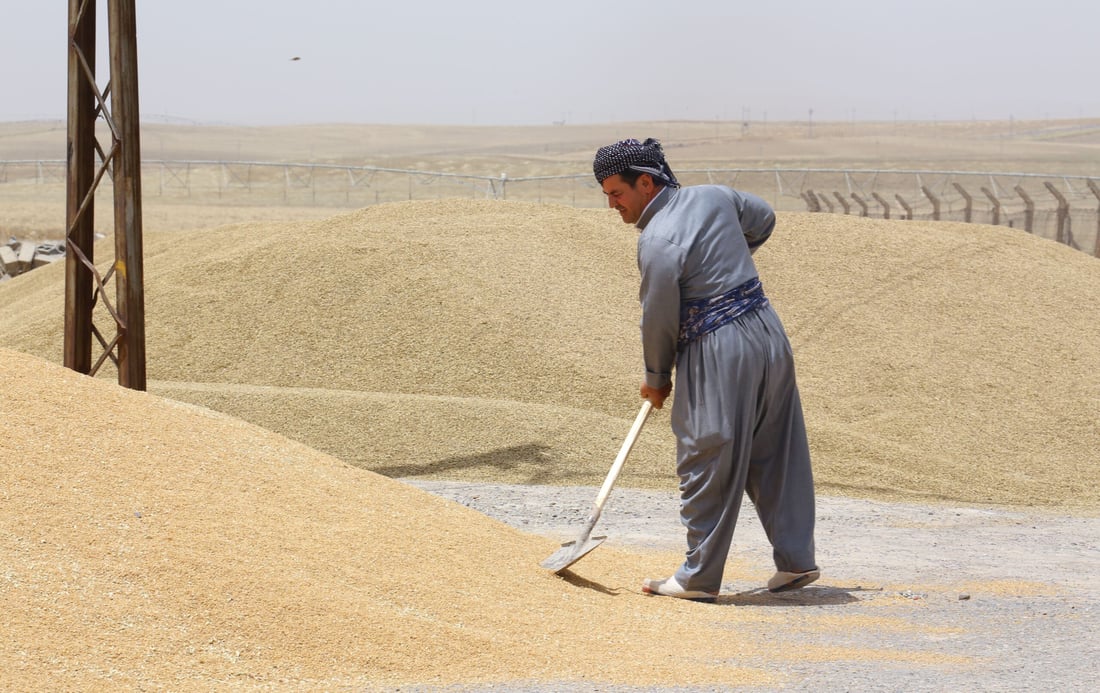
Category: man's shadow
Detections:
[
  {"x1": 558, "y1": 570, "x2": 875, "y2": 606},
  {"x1": 715, "y1": 584, "x2": 875, "y2": 606}
]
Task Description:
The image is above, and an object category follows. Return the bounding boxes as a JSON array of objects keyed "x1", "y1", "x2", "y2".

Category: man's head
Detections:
[{"x1": 593, "y1": 138, "x2": 680, "y2": 224}]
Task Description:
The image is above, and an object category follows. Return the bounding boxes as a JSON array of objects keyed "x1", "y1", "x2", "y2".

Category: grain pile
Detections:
[
  {"x1": 2, "y1": 348, "x2": 964, "y2": 690},
  {"x1": 2, "y1": 199, "x2": 1098, "y2": 508},
  {"x1": 2, "y1": 199, "x2": 1099, "y2": 689}
]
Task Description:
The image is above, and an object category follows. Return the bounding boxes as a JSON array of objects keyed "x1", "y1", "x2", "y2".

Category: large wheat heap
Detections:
[{"x1": 1, "y1": 198, "x2": 1098, "y2": 689}]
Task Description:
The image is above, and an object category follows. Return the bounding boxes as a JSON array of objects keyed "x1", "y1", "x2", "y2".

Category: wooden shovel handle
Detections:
[{"x1": 592, "y1": 400, "x2": 653, "y2": 510}]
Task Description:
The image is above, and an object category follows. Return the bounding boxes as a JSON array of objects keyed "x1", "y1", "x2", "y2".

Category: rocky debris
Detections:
[{"x1": 0, "y1": 237, "x2": 65, "y2": 280}]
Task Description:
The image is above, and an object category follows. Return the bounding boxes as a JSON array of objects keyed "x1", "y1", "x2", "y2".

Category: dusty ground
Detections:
[
  {"x1": 1, "y1": 119, "x2": 1099, "y2": 690},
  {"x1": 410, "y1": 479, "x2": 1100, "y2": 691}
]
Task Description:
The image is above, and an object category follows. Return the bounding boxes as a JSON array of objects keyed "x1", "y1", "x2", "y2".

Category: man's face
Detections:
[{"x1": 601, "y1": 173, "x2": 655, "y2": 225}]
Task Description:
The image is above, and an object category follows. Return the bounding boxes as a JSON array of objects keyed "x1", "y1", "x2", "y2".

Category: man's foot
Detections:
[
  {"x1": 767, "y1": 568, "x2": 820, "y2": 593},
  {"x1": 641, "y1": 576, "x2": 718, "y2": 603}
]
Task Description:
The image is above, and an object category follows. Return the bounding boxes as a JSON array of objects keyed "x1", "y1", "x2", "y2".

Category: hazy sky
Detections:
[{"x1": 3, "y1": 0, "x2": 1098, "y2": 126}]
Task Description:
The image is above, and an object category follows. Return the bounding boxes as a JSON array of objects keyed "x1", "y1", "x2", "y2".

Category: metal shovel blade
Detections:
[{"x1": 540, "y1": 535, "x2": 607, "y2": 573}]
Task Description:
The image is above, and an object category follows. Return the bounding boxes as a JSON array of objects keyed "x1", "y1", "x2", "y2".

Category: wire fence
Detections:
[{"x1": 3, "y1": 159, "x2": 1098, "y2": 257}]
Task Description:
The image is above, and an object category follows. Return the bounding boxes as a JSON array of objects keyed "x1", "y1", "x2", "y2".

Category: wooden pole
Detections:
[
  {"x1": 953, "y1": 182, "x2": 973, "y2": 223},
  {"x1": 64, "y1": 0, "x2": 146, "y2": 389},
  {"x1": 808, "y1": 189, "x2": 822, "y2": 212},
  {"x1": 851, "y1": 192, "x2": 869, "y2": 217},
  {"x1": 108, "y1": 0, "x2": 146, "y2": 390},
  {"x1": 1043, "y1": 181, "x2": 1069, "y2": 246},
  {"x1": 64, "y1": 0, "x2": 96, "y2": 374},
  {"x1": 801, "y1": 190, "x2": 821, "y2": 212},
  {"x1": 1015, "y1": 186, "x2": 1034, "y2": 233},
  {"x1": 981, "y1": 186, "x2": 1001, "y2": 226},
  {"x1": 921, "y1": 186, "x2": 941, "y2": 221},
  {"x1": 895, "y1": 194, "x2": 913, "y2": 220},
  {"x1": 1087, "y1": 179, "x2": 1100, "y2": 258},
  {"x1": 871, "y1": 192, "x2": 891, "y2": 219},
  {"x1": 832, "y1": 191, "x2": 851, "y2": 215}
]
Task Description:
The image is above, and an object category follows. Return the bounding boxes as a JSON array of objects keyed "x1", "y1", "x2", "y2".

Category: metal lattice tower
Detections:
[{"x1": 65, "y1": 0, "x2": 146, "y2": 389}]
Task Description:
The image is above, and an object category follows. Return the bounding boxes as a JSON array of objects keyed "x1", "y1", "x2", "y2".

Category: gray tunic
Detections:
[{"x1": 636, "y1": 185, "x2": 817, "y2": 592}]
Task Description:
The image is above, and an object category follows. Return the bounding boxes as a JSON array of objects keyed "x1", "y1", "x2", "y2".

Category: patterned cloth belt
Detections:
[{"x1": 678, "y1": 277, "x2": 769, "y2": 350}]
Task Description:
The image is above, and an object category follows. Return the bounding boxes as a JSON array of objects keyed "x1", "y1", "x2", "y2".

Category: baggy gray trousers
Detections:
[{"x1": 670, "y1": 304, "x2": 817, "y2": 592}]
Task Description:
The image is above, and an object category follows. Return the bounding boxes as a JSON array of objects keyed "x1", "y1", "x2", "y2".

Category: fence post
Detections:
[
  {"x1": 1015, "y1": 186, "x2": 1034, "y2": 233},
  {"x1": 833, "y1": 191, "x2": 851, "y2": 215},
  {"x1": 953, "y1": 182, "x2": 973, "y2": 223},
  {"x1": 801, "y1": 190, "x2": 821, "y2": 212},
  {"x1": 895, "y1": 194, "x2": 913, "y2": 220},
  {"x1": 921, "y1": 186, "x2": 941, "y2": 220},
  {"x1": 871, "y1": 192, "x2": 890, "y2": 219},
  {"x1": 1043, "y1": 181, "x2": 1069, "y2": 245},
  {"x1": 981, "y1": 186, "x2": 1001, "y2": 225},
  {"x1": 817, "y1": 192, "x2": 834, "y2": 213},
  {"x1": 851, "y1": 192, "x2": 869, "y2": 217},
  {"x1": 1088, "y1": 179, "x2": 1100, "y2": 257}
]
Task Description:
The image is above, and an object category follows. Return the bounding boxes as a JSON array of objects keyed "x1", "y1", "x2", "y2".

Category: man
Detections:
[{"x1": 594, "y1": 138, "x2": 819, "y2": 602}]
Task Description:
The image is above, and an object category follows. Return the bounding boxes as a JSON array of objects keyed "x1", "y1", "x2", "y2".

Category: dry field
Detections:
[
  {"x1": 1, "y1": 119, "x2": 1099, "y2": 690},
  {"x1": 4, "y1": 117, "x2": 1100, "y2": 241}
]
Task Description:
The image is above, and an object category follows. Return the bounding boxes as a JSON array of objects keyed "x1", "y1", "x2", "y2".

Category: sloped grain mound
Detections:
[
  {"x1": 764, "y1": 214, "x2": 1100, "y2": 508},
  {"x1": 1, "y1": 200, "x2": 1098, "y2": 508},
  {"x1": 4, "y1": 348, "x2": 957, "y2": 690}
]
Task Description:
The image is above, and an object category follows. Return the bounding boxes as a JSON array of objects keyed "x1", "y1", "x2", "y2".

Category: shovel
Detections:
[{"x1": 540, "y1": 400, "x2": 653, "y2": 573}]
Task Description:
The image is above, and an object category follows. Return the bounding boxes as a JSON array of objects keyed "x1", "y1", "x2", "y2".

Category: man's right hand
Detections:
[{"x1": 640, "y1": 382, "x2": 672, "y2": 409}]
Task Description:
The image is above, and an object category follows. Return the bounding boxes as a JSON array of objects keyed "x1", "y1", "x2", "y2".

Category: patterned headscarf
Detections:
[{"x1": 592, "y1": 137, "x2": 680, "y2": 188}]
